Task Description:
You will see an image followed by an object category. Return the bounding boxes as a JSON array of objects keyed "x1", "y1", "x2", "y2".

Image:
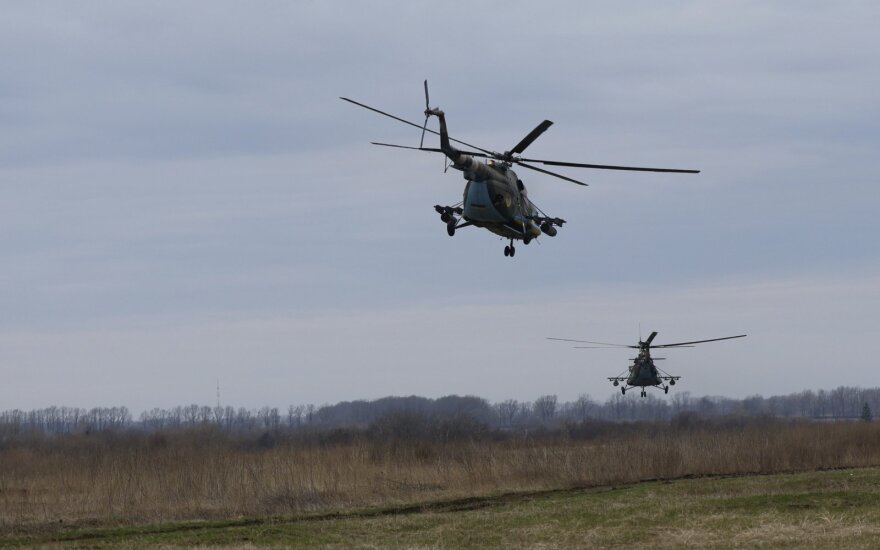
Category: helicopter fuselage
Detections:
[
  {"x1": 626, "y1": 351, "x2": 662, "y2": 387},
  {"x1": 610, "y1": 344, "x2": 679, "y2": 397},
  {"x1": 607, "y1": 335, "x2": 682, "y2": 396},
  {"x1": 460, "y1": 166, "x2": 541, "y2": 240}
]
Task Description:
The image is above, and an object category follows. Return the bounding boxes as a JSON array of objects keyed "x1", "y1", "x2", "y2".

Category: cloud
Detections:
[
  {"x1": 2, "y1": 271, "x2": 877, "y2": 411},
  {"x1": 0, "y1": 2, "x2": 878, "y2": 409}
]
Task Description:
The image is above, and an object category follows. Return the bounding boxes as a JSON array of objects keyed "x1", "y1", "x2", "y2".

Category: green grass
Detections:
[{"x1": 5, "y1": 468, "x2": 880, "y2": 548}]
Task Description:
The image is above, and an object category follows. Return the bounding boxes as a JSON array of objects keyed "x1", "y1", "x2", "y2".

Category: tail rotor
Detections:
[{"x1": 419, "y1": 79, "x2": 430, "y2": 148}]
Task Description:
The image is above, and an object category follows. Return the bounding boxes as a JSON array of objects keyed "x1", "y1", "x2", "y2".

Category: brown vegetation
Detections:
[{"x1": 2, "y1": 418, "x2": 880, "y2": 534}]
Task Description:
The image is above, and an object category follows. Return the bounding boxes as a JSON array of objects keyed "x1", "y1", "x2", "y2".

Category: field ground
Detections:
[{"x1": 4, "y1": 467, "x2": 880, "y2": 548}]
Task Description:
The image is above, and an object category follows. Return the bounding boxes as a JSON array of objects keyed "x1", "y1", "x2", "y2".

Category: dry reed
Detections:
[{"x1": 1, "y1": 420, "x2": 878, "y2": 533}]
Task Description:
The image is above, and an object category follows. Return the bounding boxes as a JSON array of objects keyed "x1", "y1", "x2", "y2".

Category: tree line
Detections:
[{"x1": 0, "y1": 386, "x2": 876, "y2": 437}]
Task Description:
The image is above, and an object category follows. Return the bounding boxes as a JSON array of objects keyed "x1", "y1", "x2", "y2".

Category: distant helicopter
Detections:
[
  {"x1": 341, "y1": 82, "x2": 700, "y2": 257},
  {"x1": 548, "y1": 332, "x2": 746, "y2": 397}
]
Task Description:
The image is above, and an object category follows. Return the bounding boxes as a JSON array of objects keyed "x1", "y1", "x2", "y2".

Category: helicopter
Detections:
[
  {"x1": 341, "y1": 82, "x2": 700, "y2": 257},
  {"x1": 548, "y1": 332, "x2": 746, "y2": 397}
]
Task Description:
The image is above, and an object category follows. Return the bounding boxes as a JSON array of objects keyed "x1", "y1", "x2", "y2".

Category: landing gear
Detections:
[
  {"x1": 641, "y1": 390, "x2": 647, "y2": 398},
  {"x1": 503, "y1": 239, "x2": 516, "y2": 258},
  {"x1": 446, "y1": 220, "x2": 456, "y2": 236},
  {"x1": 621, "y1": 387, "x2": 626, "y2": 395},
  {"x1": 664, "y1": 386, "x2": 669, "y2": 394},
  {"x1": 523, "y1": 234, "x2": 532, "y2": 245}
]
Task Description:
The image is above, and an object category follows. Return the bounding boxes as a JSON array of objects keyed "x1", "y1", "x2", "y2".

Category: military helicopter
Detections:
[
  {"x1": 341, "y1": 82, "x2": 700, "y2": 257},
  {"x1": 548, "y1": 332, "x2": 746, "y2": 397}
]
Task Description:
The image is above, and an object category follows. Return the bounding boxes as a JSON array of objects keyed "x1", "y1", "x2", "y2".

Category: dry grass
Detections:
[
  {"x1": 1, "y1": 420, "x2": 879, "y2": 534},
  {"x1": 3, "y1": 465, "x2": 880, "y2": 547}
]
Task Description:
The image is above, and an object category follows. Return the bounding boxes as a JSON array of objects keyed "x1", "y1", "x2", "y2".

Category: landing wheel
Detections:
[
  {"x1": 621, "y1": 387, "x2": 626, "y2": 395},
  {"x1": 446, "y1": 221, "x2": 456, "y2": 236},
  {"x1": 641, "y1": 391, "x2": 646, "y2": 398},
  {"x1": 509, "y1": 245, "x2": 515, "y2": 257},
  {"x1": 664, "y1": 386, "x2": 669, "y2": 394},
  {"x1": 523, "y1": 235, "x2": 532, "y2": 245},
  {"x1": 504, "y1": 246, "x2": 510, "y2": 257}
]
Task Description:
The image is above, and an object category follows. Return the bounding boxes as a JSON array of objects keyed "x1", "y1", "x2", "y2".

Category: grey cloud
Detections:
[{"x1": 1, "y1": 1, "x2": 878, "y2": 408}]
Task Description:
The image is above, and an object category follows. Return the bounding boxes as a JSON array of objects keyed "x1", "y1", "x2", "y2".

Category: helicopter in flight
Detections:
[
  {"x1": 341, "y1": 82, "x2": 700, "y2": 257},
  {"x1": 548, "y1": 331, "x2": 746, "y2": 397}
]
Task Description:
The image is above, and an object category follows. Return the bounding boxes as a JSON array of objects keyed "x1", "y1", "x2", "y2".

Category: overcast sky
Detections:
[{"x1": 1, "y1": 2, "x2": 878, "y2": 412}]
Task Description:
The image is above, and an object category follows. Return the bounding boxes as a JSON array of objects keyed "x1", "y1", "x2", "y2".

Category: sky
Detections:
[{"x1": 1, "y1": 1, "x2": 878, "y2": 412}]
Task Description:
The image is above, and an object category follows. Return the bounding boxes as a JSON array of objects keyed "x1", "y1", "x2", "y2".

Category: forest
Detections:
[{"x1": 0, "y1": 385, "x2": 876, "y2": 439}]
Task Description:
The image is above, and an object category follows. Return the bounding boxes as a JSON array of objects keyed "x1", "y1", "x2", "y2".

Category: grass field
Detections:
[
  {"x1": 4, "y1": 421, "x2": 879, "y2": 547},
  {"x1": 3, "y1": 467, "x2": 880, "y2": 548},
  {"x1": 4, "y1": 420, "x2": 880, "y2": 533}
]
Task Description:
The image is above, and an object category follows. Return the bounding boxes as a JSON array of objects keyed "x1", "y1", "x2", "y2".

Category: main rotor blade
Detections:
[
  {"x1": 510, "y1": 120, "x2": 553, "y2": 155},
  {"x1": 519, "y1": 157, "x2": 700, "y2": 174},
  {"x1": 547, "y1": 337, "x2": 632, "y2": 348},
  {"x1": 340, "y1": 97, "x2": 494, "y2": 155},
  {"x1": 516, "y1": 162, "x2": 588, "y2": 186},
  {"x1": 644, "y1": 331, "x2": 658, "y2": 345},
  {"x1": 371, "y1": 142, "x2": 489, "y2": 157},
  {"x1": 372, "y1": 142, "x2": 442, "y2": 153},
  {"x1": 652, "y1": 334, "x2": 747, "y2": 348}
]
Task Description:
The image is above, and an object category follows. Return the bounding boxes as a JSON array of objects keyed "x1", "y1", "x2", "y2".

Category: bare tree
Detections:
[
  {"x1": 497, "y1": 399, "x2": 519, "y2": 427},
  {"x1": 534, "y1": 395, "x2": 558, "y2": 424}
]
